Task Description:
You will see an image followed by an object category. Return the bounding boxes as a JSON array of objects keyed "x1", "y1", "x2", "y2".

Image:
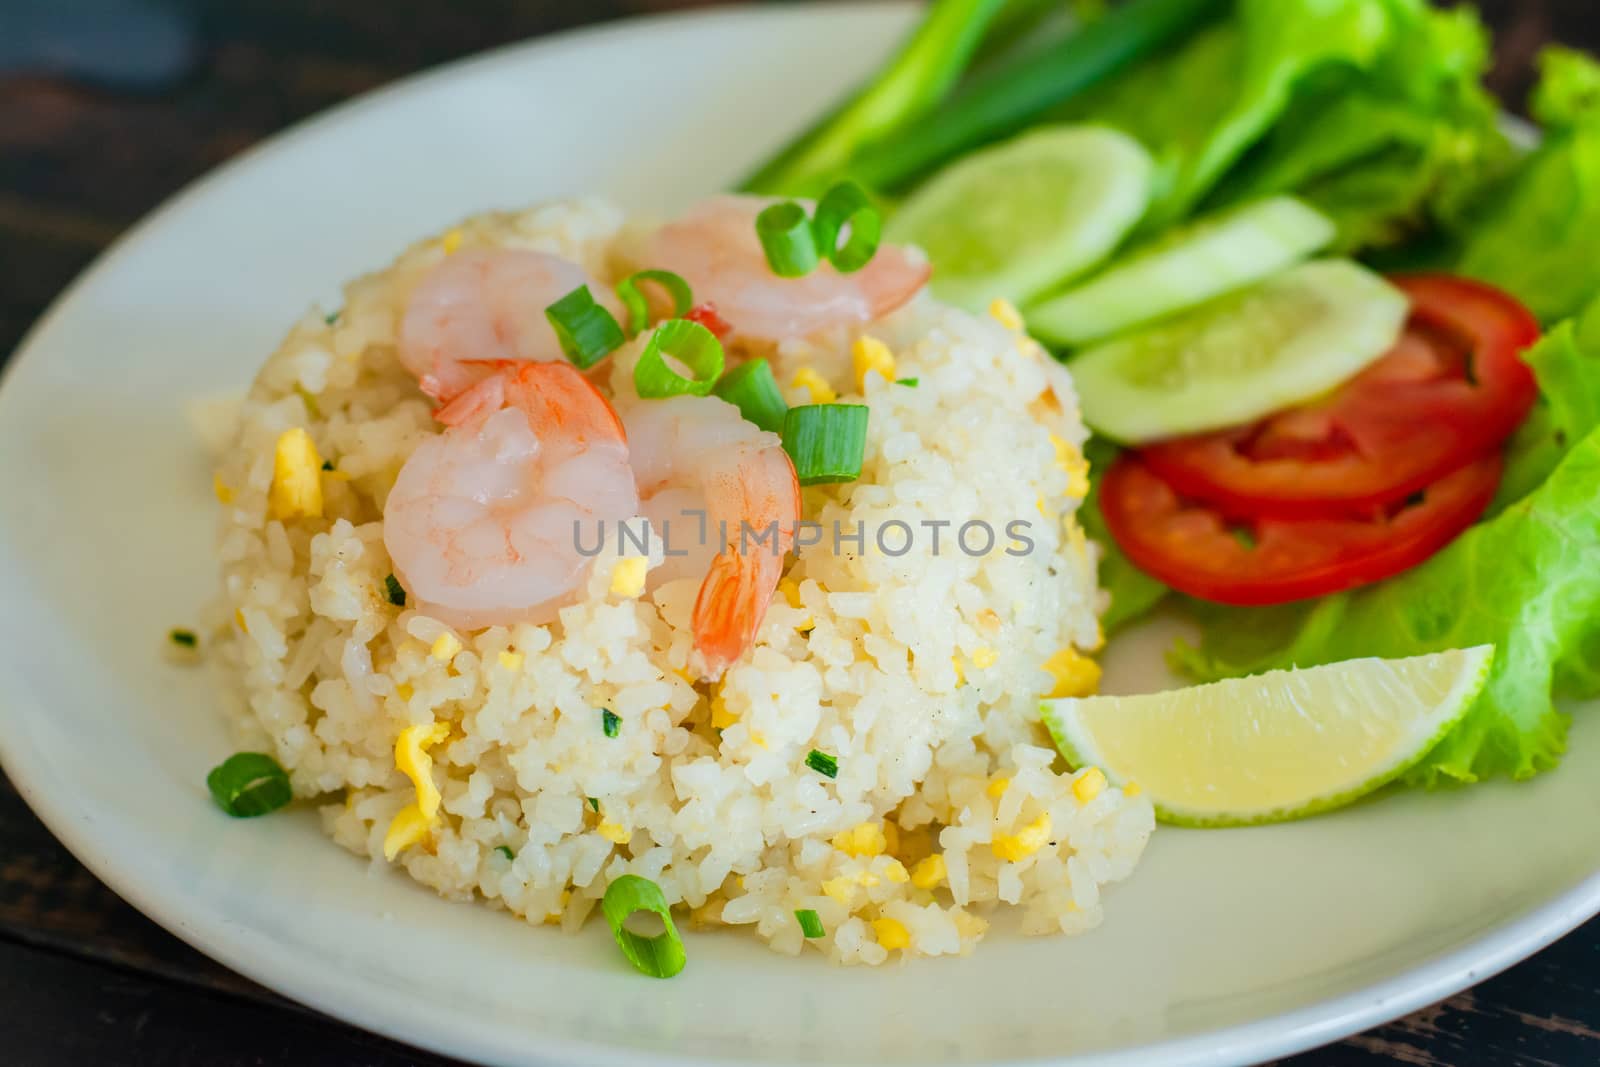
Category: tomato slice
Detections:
[
  {"x1": 1140, "y1": 274, "x2": 1539, "y2": 518},
  {"x1": 1099, "y1": 452, "x2": 1502, "y2": 606}
]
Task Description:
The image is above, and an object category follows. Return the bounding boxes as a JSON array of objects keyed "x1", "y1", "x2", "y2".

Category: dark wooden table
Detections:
[{"x1": 3, "y1": 1, "x2": 1598, "y2": 1064}]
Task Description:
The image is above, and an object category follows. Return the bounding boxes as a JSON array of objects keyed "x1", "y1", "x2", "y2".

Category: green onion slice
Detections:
[
  {"x1": 602, "y1": 709, "x2": 621, "y2": 737},
  {"x1": 384, "y1": 573, "x2": 407, "y2": 607},
  {"x1": 602, "y1": 874, "x2": 687, "y2": 979},
  {"x1": 206, "y1": 752, "x2": 292, "y2": 818},
  {"x1": 781, "y1": 405, "x2": 870, "y2": 486},
  {"x1": 616, "y1": 270, "x2": 694, "y2": 337},
  {"x1": 546, "y1": 285, "x2": 626, "y2": 369},
  {"x1": 796, "y1": 908, "x2": 826, "y2": 939},
  {"x1": 895, "y1": 377, "x2": 920, "y2": 388},
  {"x1": 633, "y1": 319, "x2": 725, "y2": 399},
  {"x1": 588, "y1": 797, "x2": 601, "y2": 812},
  {"x1": 805, "y1": 749, "x2": 839, "y2": 778},
  {"x1": 494, "y1": 845, "x2": 515, "y2": 860},
  {"x1": 712, "y1": 358, "x2": 788, "y2": 433},
  {"x1": 756, "y1": 201, "x2": 820, "y2": 278},
  {"x1": 812, "y1": 181, "x2": 882, "y2": 274},
  {"x1": 169, "y1": 628, "x2": 198, "y2": 649}
]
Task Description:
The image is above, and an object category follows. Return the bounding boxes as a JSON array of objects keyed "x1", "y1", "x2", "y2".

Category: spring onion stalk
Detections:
[
  {"x1": 383, "y1": 573, "x2": 406, "y2": 607},
  {"x1": 741, "y1": 0, "x2": 1010, "y2": 195},
  {"x1": 602, "y1": 709, "x2": 621, "y2": 737},
  {"x1": 602, "y1": 875, "x2": 687, "y2": 979},
  {"x1": 782, "y1": 405, "x2": 870, "y2": 486},
  {"x1": 588, "y1": 797, "x2": 601, "y2": 812},
  {"x1": 796, "y1": 909, "x2": 826, "y2": 939},
  {"x1": 634, "y1": 319, "x2": 726, "y2": 398},
  {"x1": 756, "y1": 202, "x2": 820, "y2": 277},
  {"x1": 844, "y1": 0, "x2": 1224, "y2": 192},
  {"x1": 713, "y1": 358, "x2": 788, "y2": 433},
  {"x1": 206, "y1": 753, "x2": 292, "y2": 818},
  {"x1": 168, "y1": 628, "x2": 198, "y2": 648},
  {"x1": 494, "y1": 845, "x2": 515, "y2": 860},
  {"x1": 812, "y1": 181, "x2": 882, "y2": 273},
  {"x1": 546, "y1": 286, "x2": 626, "y2": 369},
  {"x1": 616, "y1": 270, "x2": 694, "y2": 337},
  {"x1": 895, "y1": 377, "x2": 920, "y2": 388},
  {"x1": 805, "y1": 750, "x2": 839, "y2": 778}
]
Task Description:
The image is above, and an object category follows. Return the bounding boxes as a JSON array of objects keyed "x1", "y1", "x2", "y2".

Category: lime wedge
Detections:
[
  {"x1": 886, "y1": 125, "x2": 1153, "y2": 311},
  {"x1": 1069, "y1": 259, "x2": 1408, "y2": 444},
  {"x1": 1041, "y1": 646, "x2": 1494, "y2": 826}
]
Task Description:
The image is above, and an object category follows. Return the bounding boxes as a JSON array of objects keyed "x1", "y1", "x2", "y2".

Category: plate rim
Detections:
[{"x1": 3, "y1": 4, "x2": 1599, "y2": 1066}]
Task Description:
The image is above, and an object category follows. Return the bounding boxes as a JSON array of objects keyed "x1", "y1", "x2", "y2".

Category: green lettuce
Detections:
[
  {"x1": 1455, "y1": 48, "x2": 1600, "y2": 322},
  {"x1": 1211, "y1": 2, "x2": 1510, "y2": 250},
  {"x1": 1062, "y1": 0, "x2": 1501, "y2": 236},
  {"x1": 1081, "y1": 438, "x2": 1170, "y2": 633},
  {"x1": 1494, "y1": 295, "x2": 1600, "y2": 510}
]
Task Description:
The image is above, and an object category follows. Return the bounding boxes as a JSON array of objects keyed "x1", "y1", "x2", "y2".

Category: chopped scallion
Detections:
[
  {"x1": 325, "y1": 309, "x2": 341, "y2": 325},
  {"x1": 168, "y1": 628, "x2": 198, "y2": 649},
  {"x1": 320, "y1": 459, "x2": 334, "y2": 471},
  {"x1": 895, "y1": 377, "x2": 920, "y2": 388},
  {"x1": 384, "y1": 573, "x2": 406, "y2": 607},
  {"x1": 633, "y1": 318, "x2": 725, "y2": 398},
  {"x1": 602, "y1": 874, "x2": 687, "y2": 978},
  {"x1": 712, "y1": 358, "x2": 788, "y2": 433},
  {"x1": 206, "y1": 752, "x2": 292, "y2": 818},
  {"x1": 602, "y1": 709, "x2": 621, "y2": 737},
  {"x1": 588, "y1": 797, "x2": 601, "y2": 812},
  {"x1": 494, "y1": 845, "x2": 515, "y2": 860},
  {"x1": 781, "y1": 405, "x2": 869, "y2": 486},
  {"x1": 795, "y1": 908, "x2": 826, "y2": 938},
  {"x1": 804, "y1": 749, "x2": 839, "y2": 778},
  {"x1": 811, "y1": 181, "x2": 882, "y2": 273},
  {"x1": 546, "y1": 285, "x2": 626, "y2": 369},
  {"x1": 756, "y1": 201, "x2": 820, "y2": 278},
  {"x1": 616, "y1": 270, "x2": 694, "y2": 337}
]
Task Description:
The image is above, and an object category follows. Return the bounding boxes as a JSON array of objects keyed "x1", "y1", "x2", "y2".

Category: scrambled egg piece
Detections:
[
  {"x1": 791, "y1": 366, "x2": 837, "y2": 404},
  {"x1": 383, "y1": 721, "x2": 451, "y2": 860},
  {"x1": 1043, "y1": 647, "x2": 1101, "y2": 699},
  {"x1": 872, "y1": 917, "x2": 911, "y2": 951},
  {"x1": 1073, "y1": 767, "x2": 1107, "y2": 804},
  {"x1": 988, "y1": 298, "x2": 1024, "y2": 331},
  {"x1": 832, "y1": 822, "x2": 888, "y2": 857},
  {"x1": 910, "y1": 854, "x2": 946, "y2": 890},
  {"x1": 971, "y1": 646, "x2": 998, "y2": 670},
  {"x1": 211, "y1": 472, "x2": 235, "y2": 505},
  {"x1": 269, "y1": 427, "x2": 323, "y2": 520},
  {"x1": 610, "y1": 557, "x2": 648, "y2": 598},
  {"x1": 851, "y1": 336, "x2": 896, "y2": 390},
  {"x1": 441, "y1": 228, "x2": 464, "y2": 254},
  {"x1": 430, "y1": 633, "x2": 462, "y2": 662},
  {"x1": 992, "y1": 812, "x2": 1052, "y2": 863}
]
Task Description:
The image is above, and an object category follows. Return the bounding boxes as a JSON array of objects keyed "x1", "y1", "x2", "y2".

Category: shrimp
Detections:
[
  {"x1": 621, "y1": 395, "x2": 800, "y2": 678},
  {"x1": 642, "y1": 195, "x2": 930, "y2": 343},
  {"x1": 398, "y1": 248, "x2": 623, "y2": 401},
  {"x1": 383, "y1": 361, "x2": 639, "y2": 630}
]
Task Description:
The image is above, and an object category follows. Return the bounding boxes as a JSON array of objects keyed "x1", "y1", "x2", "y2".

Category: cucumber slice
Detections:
[
  {"x1": 1027, "y1": 196, "x2": 1337, "y2": 346},
  {"x1": 886, "y1": 125, "x2": 1153, "y2": 311},
  {"x1": 1071, "y1": 259, "x2": 1408, "y2": 444}
]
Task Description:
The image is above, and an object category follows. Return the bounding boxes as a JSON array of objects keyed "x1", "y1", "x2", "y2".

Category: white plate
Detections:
[{"x1": 2, "y1": 4, "x2": 1598, "y2": 1066}]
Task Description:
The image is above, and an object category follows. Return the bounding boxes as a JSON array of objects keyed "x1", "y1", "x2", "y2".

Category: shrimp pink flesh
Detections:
[
  {"x1": 383, "y1": 361, "x2": 638, "y2": 629},
  {"x1": 621, "y1": 395, "x2": 800, "y2": 677},
  {"x1": 398, "y1": 248, "x2": 622, "y2": 402},
  {"x1": 643, "y1": 195, "x2": 930, "y2": 342}
]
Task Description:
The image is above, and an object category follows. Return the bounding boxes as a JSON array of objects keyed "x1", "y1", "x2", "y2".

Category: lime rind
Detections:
[
  {"x1": 1041, "y1": 646, "x2": 1495, "y2": 827},
  {"x1": 886, "y1": 124, "x2": 1154, "y2": 311}
]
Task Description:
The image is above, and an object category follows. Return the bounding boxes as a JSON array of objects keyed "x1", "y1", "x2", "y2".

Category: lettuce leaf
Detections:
[
  {"x1": 1455, "y1": 48, "x2": 1600, "y2": 323},
  {"x1": 1062, "y1": 0, "x2": 1509, "y2": 238},
  {"x1": 1212, "y1": 2, "x2": 1510, "y2": 251},
  {"x1": 1493, "y1": 295, "x2": 1600, "y2": 511},
  {"x1": 1081, "y1": 437, "x2": 1170, "y2": 632}
]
